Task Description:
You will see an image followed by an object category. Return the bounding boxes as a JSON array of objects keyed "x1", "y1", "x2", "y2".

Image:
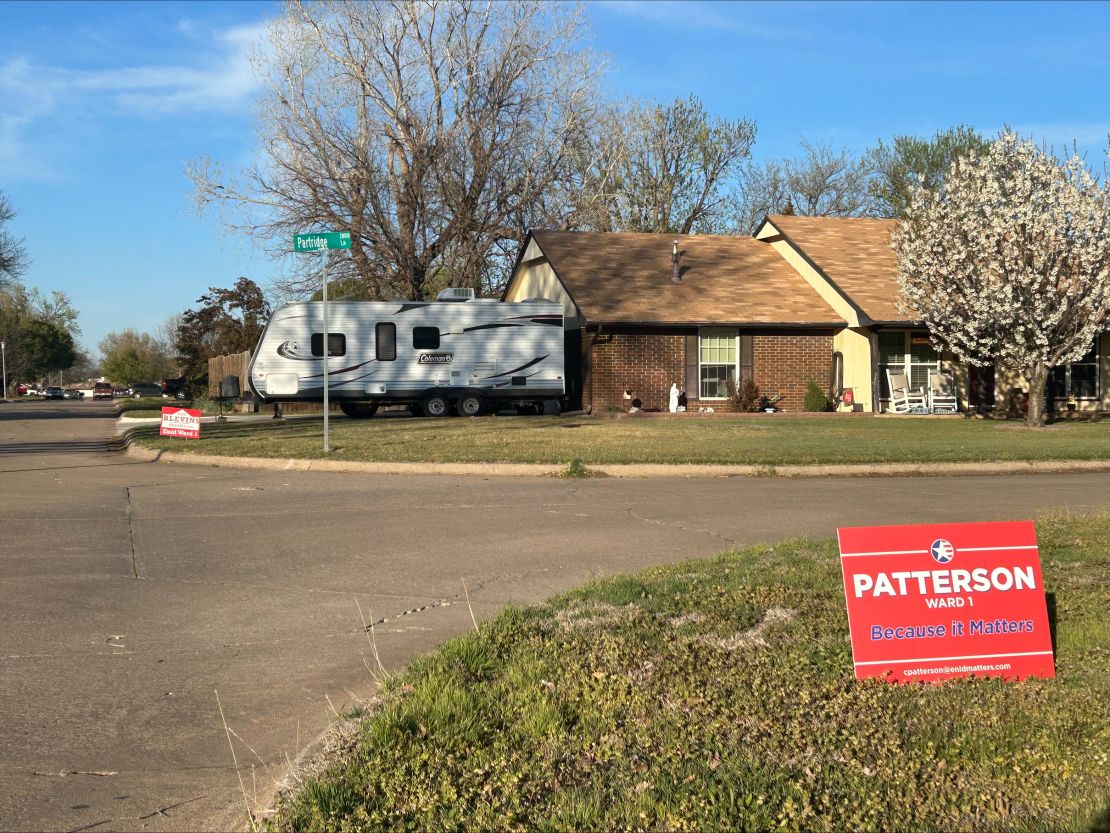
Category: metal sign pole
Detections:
[
  {"x1": 1, "y1": 341, "x2": 6, "y2": 401},
  {"x1": 322, "y1": 248, "x2": 330, "y2": 452}
]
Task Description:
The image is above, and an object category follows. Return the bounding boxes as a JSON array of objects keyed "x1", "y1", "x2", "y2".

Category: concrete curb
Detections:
[{"x1": 120, "y1": 433, "x2": 1110, "y2": 479}]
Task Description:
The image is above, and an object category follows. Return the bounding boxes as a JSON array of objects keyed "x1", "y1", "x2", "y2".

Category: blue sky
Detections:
[{"x1": 3, "y1": 0, "x2": 1109, "y2": 356}]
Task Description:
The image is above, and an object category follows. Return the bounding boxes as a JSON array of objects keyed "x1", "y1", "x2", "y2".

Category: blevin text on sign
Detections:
[
  {"x1": 837, "y1": 520, "x2": 1054, "y2": 683},
  {"x1": 159, "y1": 407, "x2": 202, "y2": 439}
]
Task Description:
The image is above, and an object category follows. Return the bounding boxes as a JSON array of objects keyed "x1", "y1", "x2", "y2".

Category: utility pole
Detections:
[{"x1": 1, "y1": 340, "x2": 7, "y2": 401}]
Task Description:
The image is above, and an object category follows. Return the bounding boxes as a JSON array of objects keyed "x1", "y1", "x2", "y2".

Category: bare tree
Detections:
[
  {"x1": 738, "y1": 140, "x2": 875, "y2": 232},
  {"x1": 601, "y1": 96, "x2": 756, "y2": 235},
  {"x1": 158, "y1": 313, "x2": 183, "y2": 353},
  {"x1": 188, "y1": 0, "x2": 606, "y2": 300},
  {"x1": 0, "y1": 191, "x2": 29, "y2": 289}
]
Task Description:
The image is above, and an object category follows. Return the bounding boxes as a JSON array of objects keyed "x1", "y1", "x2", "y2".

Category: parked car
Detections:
[
  {"x1": 128, "y1": 382, "x2": 162, "y2": 398},
  {"x1": 161, "y1": 376, "x2": 187, "y2": 399},
  {"x1": 44, "y1": 386, "x2": 64, "y2": 400},
  {"x1": 93, "y1": 382, "x2": 114, "y2": 400},
  {"x1": 15, "y1": 383, "x2": 28, "y2": 395},
  {"x1": 62, "y1": 388, "x2": 85, "y2": 399}
]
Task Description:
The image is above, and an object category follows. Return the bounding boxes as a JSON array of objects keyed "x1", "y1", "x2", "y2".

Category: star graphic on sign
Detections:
[{"x1": 930, "y1": 539, "x2": 955, "y2": 564}]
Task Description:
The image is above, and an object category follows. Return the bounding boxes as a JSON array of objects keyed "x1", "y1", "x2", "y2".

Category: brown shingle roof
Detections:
[
  {"x1": 528, "y1": 230, "x2": 843, "y2": 326},
  {"x1": 765, "y1": 215, "x2": 905, "y2": 323}
]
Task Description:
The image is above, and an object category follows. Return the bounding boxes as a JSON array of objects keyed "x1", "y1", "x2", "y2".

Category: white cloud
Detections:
[
  {"x1": 0, "y1": 21, "x2": 268, "y2": 180},
  {"x1": 12, "y1": 22, "x2": 266, "y2": 113}
]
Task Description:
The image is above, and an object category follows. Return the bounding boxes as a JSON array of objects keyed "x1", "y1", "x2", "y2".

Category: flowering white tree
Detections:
[{"x1": 892, "y1": 131, "x2": 1110, "y2": 426}]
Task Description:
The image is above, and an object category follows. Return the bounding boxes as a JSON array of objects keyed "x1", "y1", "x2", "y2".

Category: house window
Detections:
[
  {"x1": 376, "y1": 323, "x2": 396, "y2": 361},
  {"x1": 1051, "y1": 342, "x2": 1100, "y2": 399},
  {"x1": 413, "y1": 326, "x2": 440, "y2": 350},
  {"x1": 878, "y1": 331, "x2": 939, "y2": 400},
  {"x1": 311, "y1": 333, "x2": 346, "y2": 357},
  {"x1": 699, "y1": 329, "x2": 737, "y2": 399}
]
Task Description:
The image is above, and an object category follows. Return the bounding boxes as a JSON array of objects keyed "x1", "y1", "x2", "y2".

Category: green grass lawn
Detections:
[
  {"x1": 117, "y1": 398, "x2": 224, "y2": 418},
  {"x1": 128, "y1": 413, "x2": 1109, "y2": 466},
  {"x1": 269, "y1": 513, "x2": 1110, "y2": 832}
]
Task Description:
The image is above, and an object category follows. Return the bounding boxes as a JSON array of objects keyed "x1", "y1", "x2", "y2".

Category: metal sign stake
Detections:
[
  {"x1": 322, "y1": 248, "x2": 330, "y2": 453},
  {"x1": 292, "y1": 231, "x2": 349, "y2": 454}
]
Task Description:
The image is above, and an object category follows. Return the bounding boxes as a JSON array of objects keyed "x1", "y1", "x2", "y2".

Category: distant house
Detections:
[{"x1": 504, "y1": 216, "x2": 1109, "y2": 414}]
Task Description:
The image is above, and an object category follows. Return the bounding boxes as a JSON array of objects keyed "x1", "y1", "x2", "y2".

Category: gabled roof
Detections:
[
  {"x1": 522, "y1": 230, "x2": 844, "y2": 326},
  {"x1": 759, "y1": 215, "x2": 905, "y2": 323}
]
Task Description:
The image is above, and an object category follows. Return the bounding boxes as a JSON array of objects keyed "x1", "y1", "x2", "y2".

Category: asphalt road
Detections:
[{"x1": 1, "y1": 398, "x2": 1108, "y2": 832}]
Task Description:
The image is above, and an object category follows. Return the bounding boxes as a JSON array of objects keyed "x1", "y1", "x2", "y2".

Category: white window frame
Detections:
[
  {"x1": 1051, "y1": 342, "x2": 1100, "y2": 400},
  {"x1": 698, "y1": 328, "x2": 739, "y2": 400},
  {"x1": 878, "y1": 330, "x2": 940, "y2": 407}
]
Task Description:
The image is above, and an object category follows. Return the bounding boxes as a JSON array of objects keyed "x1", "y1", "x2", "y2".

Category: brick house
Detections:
[
  {"x1": 504, "y1": 217, "x2": 1109, "y2": 414},
  {"x1": 503, "y1": 229, "x2": 844, "y2": 412}
]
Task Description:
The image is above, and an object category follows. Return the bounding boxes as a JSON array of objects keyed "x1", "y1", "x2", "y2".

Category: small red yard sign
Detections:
[
  {"x1": 159, "y1": 406, "x2": 202, "y2": 439},
  {"x1": 837, "y1": 520, "x2": 1054, "y2": 683}
]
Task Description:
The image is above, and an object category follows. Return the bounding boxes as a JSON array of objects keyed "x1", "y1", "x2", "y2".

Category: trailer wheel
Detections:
[
  {"x1": 456, "y1": 393, "x2": 485, "y2": 417},
  {"x1": 421, "y1": 393, "x2": 450, "y2": 417},
  {"x1": 339, "y1": 402, "x2": 379, "y2": 419}
]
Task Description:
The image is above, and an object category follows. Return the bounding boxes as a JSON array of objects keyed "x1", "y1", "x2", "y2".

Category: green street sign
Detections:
[{"x1": 293, "y1": 231, "x2": 352, "y2": 252}]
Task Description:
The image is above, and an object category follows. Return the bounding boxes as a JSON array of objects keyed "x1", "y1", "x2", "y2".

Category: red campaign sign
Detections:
[
  {"x1": 837, "y1": 520, "x2": 1054, "y2": 683},
  {"x1": 159, "y1": 407, "x2": 202, "y2": 439}
]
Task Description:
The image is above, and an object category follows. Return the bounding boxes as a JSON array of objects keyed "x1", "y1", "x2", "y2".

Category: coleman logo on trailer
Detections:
[{"x1": 418, "y1": 353, "x2": 453, "y2": 364}]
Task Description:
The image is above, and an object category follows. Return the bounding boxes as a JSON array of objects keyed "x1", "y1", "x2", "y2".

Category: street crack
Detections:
[
  {"x1": 125, "y1": 487, "x2": 139, "y2": 578},
  {"x1": 359, "y1": 599, "x2": 452, "y2": 631},
  {"x1": 625, "y1": 504, "x2": 739, "y2": 549}
]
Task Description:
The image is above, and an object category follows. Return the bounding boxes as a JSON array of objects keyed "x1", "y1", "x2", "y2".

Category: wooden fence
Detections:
[
  {"x1": 207, "y1": 351, "x2": 251, "y2": 399},
  {"x1": 206, "y1": 350, "x2": 338, "y2": 414}
]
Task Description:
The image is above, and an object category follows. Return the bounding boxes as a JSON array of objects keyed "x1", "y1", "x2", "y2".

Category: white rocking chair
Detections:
[
  {"x1": 886, "y1": 370, "x2": 928, "y2": 414},
  {"x1": 928, "y1": 371, "x2": 959, "y2": 414}
]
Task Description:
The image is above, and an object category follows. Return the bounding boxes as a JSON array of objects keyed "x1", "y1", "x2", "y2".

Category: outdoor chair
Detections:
[
  {"x1": 928, "y1": 371, "x2": 959, "y2": 414},
  {"x1": 886, "y1": 370, "x2": 928, "y2": 414}
]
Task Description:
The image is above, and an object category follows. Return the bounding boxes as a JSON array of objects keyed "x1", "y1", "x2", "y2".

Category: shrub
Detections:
[
  {"x1": 730, "y1": 378, "x2": 761, "y2": 412},
  {"x1": 803, "y1": 380, "x2": 830, "y2": 412}
]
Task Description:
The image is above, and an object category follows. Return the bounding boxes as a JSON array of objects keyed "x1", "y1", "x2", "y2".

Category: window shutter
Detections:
[
  {"x1": 685, "y1": 334, "x2": 699, "y2": 396},
  {"x1": 740, "y1": 335, "x2": 753, "y2": 383}
]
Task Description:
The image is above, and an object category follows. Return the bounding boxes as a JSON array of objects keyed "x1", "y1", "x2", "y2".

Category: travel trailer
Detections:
[{"x1": 247, "y1": 290, "x2": 565, "y2": 417}]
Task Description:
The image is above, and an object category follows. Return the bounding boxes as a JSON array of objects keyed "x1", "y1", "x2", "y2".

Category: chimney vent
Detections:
[{"x1": 671, "y1": 240, "x2": 682, "y2": 283}]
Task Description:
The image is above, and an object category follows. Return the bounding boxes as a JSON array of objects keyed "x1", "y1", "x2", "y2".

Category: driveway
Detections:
[{"x1": 1, "y1": 398, "x2": 1108, "y2": 831}]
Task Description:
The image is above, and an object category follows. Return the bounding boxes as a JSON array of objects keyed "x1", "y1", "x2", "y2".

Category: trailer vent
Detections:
[{"x1": 436, "y1": 287, "x2": 475, "y2": 302}]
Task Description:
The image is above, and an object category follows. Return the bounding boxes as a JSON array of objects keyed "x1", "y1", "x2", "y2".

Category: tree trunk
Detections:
[{"x1": 1025, "y1": 362, "x2": 1048, "y2": 428}]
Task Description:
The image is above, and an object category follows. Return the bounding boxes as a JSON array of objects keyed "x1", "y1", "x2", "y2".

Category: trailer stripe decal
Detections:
[
  {"x1": 330, "y1": 370, "x2": 380, "y2": 387},
  {"x1": 478, "y1": 355, "x2": 548, "y2": 380},
  {"x1": 461, "y1": 322, "x2": 524, "y2": 332},
  {"x1": 301, "y1": 359, "x2": 377, "y2": 379},
  {"x1": 491, "y1": 370, "x2": 543, "y2": 387}
]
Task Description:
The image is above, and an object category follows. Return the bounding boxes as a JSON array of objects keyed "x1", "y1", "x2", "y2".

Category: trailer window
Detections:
[
  {"x1": 376, "y1": 323, "x2": 396, "y2": 361},
  {"x1": 413, "y1": 326, "x2": 440, "y2": 349},
  {"x1": 311, "y1": 333, "x2": 346, "y2": 357}
]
